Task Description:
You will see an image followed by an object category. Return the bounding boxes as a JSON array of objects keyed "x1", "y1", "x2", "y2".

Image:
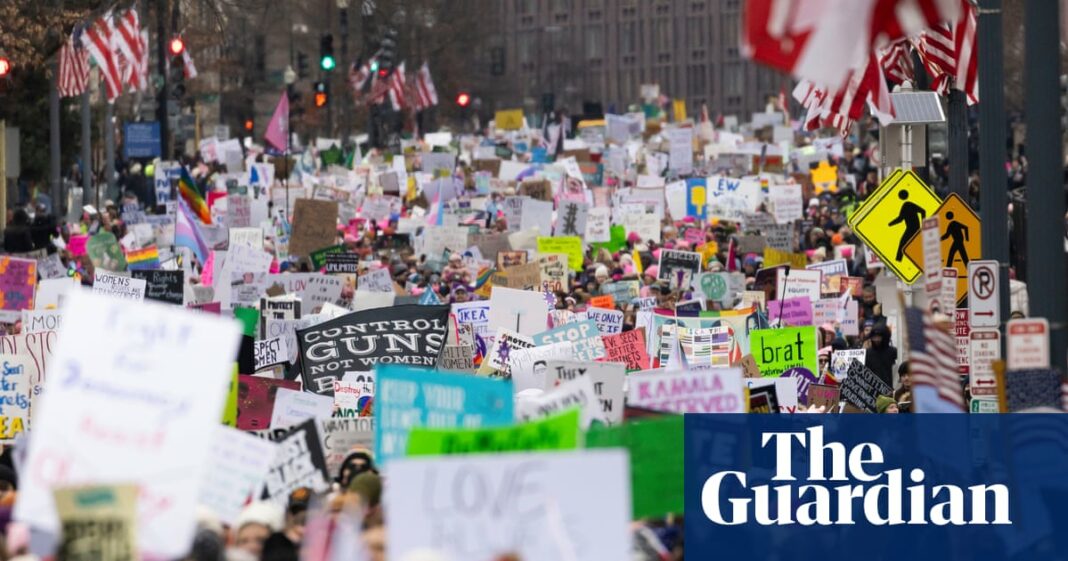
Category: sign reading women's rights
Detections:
[{"x1": 297, "y1": 305, "x2": 450, "y2": 395}]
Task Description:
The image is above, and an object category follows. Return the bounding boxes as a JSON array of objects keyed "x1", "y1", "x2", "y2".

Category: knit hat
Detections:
[
  {"x1": 875, "y1": 395, "x2": 896, "y2": 413},
  {"x1": 234, "y1": 502, "x2": 284, "y2": 533},
  {"x1": 347, "y1": 472, "x2": 382, "y2": 508}
]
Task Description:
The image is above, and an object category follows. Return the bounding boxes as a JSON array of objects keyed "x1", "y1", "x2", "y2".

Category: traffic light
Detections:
[
  {"x1": 244, "y1": 118, "x2": 254, "y2": 132},
  {"x1": 0, "y1": 57, "x2": 10, "y2": 78},
  {"x1": 169, "y1": 39, "x2": 185, "y2": 101},
  {"x1": 314, "y1": 81, "x2": 328, "y2": 107},
  {"x1": 297, "y1": 52, "x2": 309, "y2": 79},
  {"x1": 320, "y1": 35, "x2": 336, "y2": 71},
  {"x1": 456, "y1": 92, "x2": 471, "y2": 107},
  {"x1": 169, "y1": 36, "x2": 185, "y2": 56},
  {"x1": 377, "y1": 28, "x2": 397, "y2": 77}
]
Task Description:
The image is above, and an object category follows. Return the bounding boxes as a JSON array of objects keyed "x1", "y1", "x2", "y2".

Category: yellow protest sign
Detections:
[
  {"x1": 632, "y1": 249, "x2": 644, "y2": 275},
  {"x1": 811, "y1": 160, "x2": 838, "y2": 194},
  {"x1": 763, "y1": 247, "x2": 807, "y2": 269},
  {"x1": 903, "y1": 193, "x2": 981, "y2": 304},
  {"x1": 495, "y1": 108, "x2": 525, "y2": 131},
  {"x1": 672, "y1": 99, "x2": 687, "y2": 122},
  {"x1": 847, "y1": 169, "x2": 942, "y2": 284},
  {"x1": 538, "y1": 236, "x2": 584, "y2": 272}
]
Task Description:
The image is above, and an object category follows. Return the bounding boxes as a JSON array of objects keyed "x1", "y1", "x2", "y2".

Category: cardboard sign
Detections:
[
  {"x1": 627, "y1": 368, "x2": 745, "y2": 413},
  {"x1": 131, "y1": 269, "x2": 184, "y2": 305},
  {"x1": 406, "y1": 409, "x2": 581, "y2": 456},
  {"x1": 237, "y1": 375, "x2": 301, "y2": 431},
  {"x1": 260, "y1": 419, "x2": 331, "y2": 504},
  {"x1": 54, "y1": 484, "x2": 138, "y2": 561},
  {"x1": 602, "y1": 328, "x2": 650, "y2": 371},
  {"x1": 289, "y1": 199, "x2": 339, "y2": 257},
  {"x1": 0, "y1": 257, "x2": 36, "y2": 321},
  {"x1": 658, "y1": 249, "x2": 702, "y2": 290},
  {"x1": 749, "y1": 326, "x2": 819, "y2": 378},
  {"x1": 198, "y1": 426, "x2": 278, "y2": 525},
  {"x1": 254, "y1": 336, "x2": 289, "y2": 371},
  {"x1": 92, "y1": 271, "x2": 147, "y2": 301},
  {"x1": 16, "y1": 291, "x2": 241, "y2": 559},
  {"x1": 385, "y1": 451, "x2": 630, "y2": 561},
  {"x1": 807, "y1": 383, "x2": 841, "y2": 411},
  {"x1": 840, "y1": 359, "x2": 893, "y2": 412},
  {"x1": 358, "y1": 268, "x2": 395, "y2": 293},
  {"x1": 546, "y1": 360, "x2": 626, "y2": 425},
  {"x1": 297, "y1": 305, "x2": 450, "y2": 395}
]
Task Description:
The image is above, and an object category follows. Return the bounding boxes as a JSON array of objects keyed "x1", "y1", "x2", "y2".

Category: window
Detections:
[
  {"x1": 586, "y1": 26, "x2": 604, "y2": 61},
  {"x1": 516, "y1": 0, "x2": 534, "y2": 14},
  {"x1": 518, "y1": 32, "x2": 535, "y2": 72},
  {"x1": 689, "y1": 17, "x2": 707, "y2": 49},
  {"x1": 688, "y1": 65, "x2": 707, "y2": 96},
  {"x1": 552, "y1": 0, "x2": 570, "y2": 13},
  {"x1": 724, "y1": 63, "x2": 743, "y2": 96},
  {"x1": 655, "y1": 19, "x2": 670, "y2": 53},
  {"x1": 722, "y1": 15, "x2": 739, "y2": 57},
  {"x1": 620, "y1": 21, "x2": 638, "y2": 55}
]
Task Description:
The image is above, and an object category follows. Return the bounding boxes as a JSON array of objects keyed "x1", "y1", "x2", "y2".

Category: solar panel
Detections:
[{"x1": 889, "y1": 91, "x2": 946, "y2": 124}]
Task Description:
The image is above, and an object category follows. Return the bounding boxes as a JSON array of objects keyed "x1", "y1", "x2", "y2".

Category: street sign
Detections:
[
  {"x1": 967, "y1": 260, "x2": 999, "y2": 329},
  {"x1": 939, "y1": 268, "x2": 957, "y2": 317},
  {"x1": 903, "y1": 193, "x2": 981, "y2": 305},
  {"x1": 1007, "y1": 318, "x2": 1050, "y2": 371},
  {"x1": 848, "y1": 169, "x2": 942, "y2": 284},
  {"x1": 920, "y1": 217, "x2": 941, "y2": 314},
  {"x1": 969, "y1": 398, "x2": 998, "y2": 413},
  {"x1": 968, "y1": 330, "x2": 1000, "y2": 396},
  {"x1": 955, "y1": 309, "x2": 970, "y2": 375}
]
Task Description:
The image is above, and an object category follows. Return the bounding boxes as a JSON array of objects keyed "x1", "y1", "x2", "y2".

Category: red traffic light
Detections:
[
  {"x1": 314, "y1": 91, "x2": 328, "y2": 107},
  {"x1": 377, "y1": 68, "x2": 388, "y2": 78},
  {"x1": 456, "y1": 93, "x2": 470, "y2": 107},
  {"x1": 244, "y1": 119, "x2": 254, "y2": 131},
  {"x1": 0, "y1": 58, "x2": 10, "y2": 77},
  {"x1": 169, "y1": 37, "x2": 185, "y2": 56}
]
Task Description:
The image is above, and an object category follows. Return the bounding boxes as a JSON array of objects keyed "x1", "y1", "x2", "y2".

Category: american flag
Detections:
[
  {"x1": 387, "y1": 61, "x2": 407, "y2": 111},
  {"x1": 81, "y1": 13, "x2": 123, "y2": 102},
  {"x1": 879, "y1": 38, "x2": 914, "y2": 85},
  {"x1": 914, "y1": 0, "x2": 978, "y2": 104},
  {"x1": 413, "y1": 62, "x2": 439, "y2": 111},
  {"x1": 905, "y1": 307, "x2": 965, "y2": 411},
  {"x1": 58, "y1": 29, "x2": 90, "y2": 98},
  {"x1": 792, "y1": 52, "x2": 894, "y2": 136},
  {"x1": 114, "y1": 8, "x2": 147, "y2": 91},
  {"x1": 349, "y1": 57, "x2": 375, "y2": 96}
]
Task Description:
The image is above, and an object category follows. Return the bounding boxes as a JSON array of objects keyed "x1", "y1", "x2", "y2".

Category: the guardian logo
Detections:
[{"x1": 702, "y1": 426, "x2": 1012, "y2": 526}]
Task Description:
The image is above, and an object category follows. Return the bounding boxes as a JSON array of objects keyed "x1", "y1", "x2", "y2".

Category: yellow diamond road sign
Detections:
[
  {"x1": 903, "y1": 192, "x2": 982, "y2": 305},
  {"x1": 847, "y1": 169, "x2": 943, "y2": 284}
]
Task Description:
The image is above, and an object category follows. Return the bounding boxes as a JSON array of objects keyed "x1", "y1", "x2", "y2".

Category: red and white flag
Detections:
[
  {"x1": 413, "y1": 62, "x2": 439, "y2": 111},
  {"x1": 58, "y1": 30, "x2": 90, "y2": 98},
  {"x1": 114, "y1": 8, "x2": 147, "y2": 91},
  {"x1": 81, "y1": 14, "x2": 123, "y2": 102},
  {"x1": 915, "y1": 0, "x2": 978, "y2": 103},
  {"x1": 906, "y1": 307, "x2": 965, "y2": 412},
  {"x1": 182, "y1": 50, "x2": 198, "y2": 80},
  {"x1": 793, "y1": 52, "x2": 894, "y2": 135},
  {"x1": 879, "y1": 38, "x2": 914, "y2": 85},
  {"x1": 387, "y1": 62, "x2": 407, "y2": 111},
  {"x1": 744, "y1": 0, "x2": 962, "y2": 89}
]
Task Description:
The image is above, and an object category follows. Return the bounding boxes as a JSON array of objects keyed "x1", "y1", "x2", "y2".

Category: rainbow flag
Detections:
[
  {"x1": 126, "y1": 245, "x2": 161, "y2": 270},
  {"x1": 178, "y1": 167, "x2": 212, "y2": 224}
]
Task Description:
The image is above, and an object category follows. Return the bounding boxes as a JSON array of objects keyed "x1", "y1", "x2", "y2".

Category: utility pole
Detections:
[
  {"x1": 105, "y1": 103, "x2": 116, "y2": 201},
  {"x1": 1024, "y1": 0, "x2": 1067, "y2": 370},
  {"x1": 156, "y1": 0, "x2": 169, "y2": 159},
  {"x1": 946, "y1": 89, "x2": 968, "y2": 198},
  {"x1": 81, "y1": 91, "x2": 91, "y2": 203},
  {"x1": 977, "y1": 0, "x2": 1011, "y2": 352},
  {"x1": 49, "y1": 0, "x2": 62, "y2": 216}
]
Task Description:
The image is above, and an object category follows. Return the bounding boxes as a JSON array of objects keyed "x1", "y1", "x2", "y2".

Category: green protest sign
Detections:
[
  {"x1": 309, "y1": 244, "x2": 346, "y2": 270},
  {"x1": 586, "y1": 414, "x2": 683, "y2": 519},
  {"x1": 591, "y1": 224, "x2": 627, "y2": 254},
  {"x1": 749, "y1": 326, "x2": 819, "y2": 378},
  {"x1": 406, "y1": 409, "x2": 581, "y2": 456}
]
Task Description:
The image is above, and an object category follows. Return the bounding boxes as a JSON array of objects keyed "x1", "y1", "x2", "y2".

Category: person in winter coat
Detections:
[{"x1": 864, "y1": 322, "x2": 898, "y2": 388}]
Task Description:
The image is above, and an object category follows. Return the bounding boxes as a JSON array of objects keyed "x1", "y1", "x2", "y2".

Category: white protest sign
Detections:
[
  {"x1": 515, "y1": 375, "x2": 606, "y2": 429},
  {"x1": 198, "y1": 426, "x2": 278, "y2": 525},
  {"x1": 488, "y1": 287, "x2": 548, "y2": 337},
  {"x1": 358, "y1": 268, "x2": 395, "y2": 293},
  {"x1": 22, "y1": 309, "x2": 62, "y2": 334},
  {"x1": 831, "y1": 349, "x2": 866, "y2": 378},
  {"x1": 776, "y1": 268, "x2": 822, "y2": 302},
  {"x1": 586, "y1": 307, "x2": 624, "y2": 335},
  {"x1": 352, "y1": 290, "x2": 396, "y2": 312},
  {"x1": 269, "y1": 387, "x2": 334, "y2": 430},
  {"x1": 546, "y1": 360, "x2": 626, "y2": 425},
  {"x1": 385, "y1": 451, "x2": 630, "y2": 561},
  {"x1": 747, "y1": 376, "x2": 801, "y2": 413},
  {"x1": 508, "y1": 341, "x2": 575, "y2": 392},
  {"x1": 585, "y1": 207, "x2": 611, "y2": 242},
  {"x1": 16, "y1": 291, "x2": 241, "y2": 559},
  {"x1": 92, "y1": 271, "x2": 146, "y2": 301},
  {"x1": 768, "y1": 183, "x2": 803, "y2": 224},
  {"x1": 626, "y1": 368, "x2": 745, "y2": 413},
  {"x1": 300, "y1": 276, "x2": 345, "y2": 312},
  {"x1": 254, "y1": 336, "x2": 289, "y2": 371}
]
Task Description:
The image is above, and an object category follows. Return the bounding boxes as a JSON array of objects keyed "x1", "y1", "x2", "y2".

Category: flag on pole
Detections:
[
  {"x1": 388, "y1": 62, "x2": 407, "y2": 111},
  {"x1": 176, "y1": 198, "x2": 209, "y2": 264},
  {"x1": 413, "y1": 62, "x2": 439, "y2": 111},
  {"x1": 792, "y1": 52, "x2": 894, "y2": 136},
  {"x1": 264, "y1": 91, "x2": 290, "y2": 153},
  {"x1": 905, "y1": 307, "x2": 965, "y2": 412},
  {"x1": 114, "y1": 8, "x2": 147, "y2": 91},
  {"x1": 182, "y1": 50, "x2": 198, "y2": 79},
  {"x1": 914, "y1": 0, "x2": 978, "y2": 104},
  {"x1": 178, "y1": 167, "x2": 212, "y2": 225},
  {"x1": 879, "y1": 38, "x2": 914, "y2": 85},
  {"x1": 81, "y1": 13, "x2": 123, "y2": 102},
  {"x1": 58, "y1": 30, "x2": 91, "y2": 98}
]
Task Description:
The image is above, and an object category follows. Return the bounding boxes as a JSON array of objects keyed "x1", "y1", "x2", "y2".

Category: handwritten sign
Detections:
[
  {"x1": 406, "y1": 409, "x2": 581, "y2": 456},
  {"x1": 536, "y1": 236, "x2": 583, "y2": 272},
  {"x1": 767, "y1": 297, "x2": 813, "y2": 327},
  {"x1": 749, "y1": 326, "x2": 819, "y2": 378},
  {"x1": 0, "y1": 257, "x2": 36, "y2": 321},
  {"x1": 0, "y1": 354, "x2": 30, "y2": 441},
  {"x1": 54, "y1": 484, "x2": 138, "y2": 561},
  {"x1": 546, "y1": 360, "x2": 626, "y2": 424},
  {"x1": 627, "y1": 368, "x2": 745, "y2": 413},
  {"x1": 259, "y1": 419, "x2": 331, "y2": 504},
  {"x1": 131, "y1": 270, "x2": 184, "y2": 305},
  {"x1": 602, "y1": 328, "x2": 650, "y2": 371},
  {"x1": 269, "y1": 388, "x2": 334, "y2": 430},
  {"x1": 534, "y1": 320, "x2": 605, "y2": 361},
  {"x1": 198, "y1": 426, "x2": 278, "y2": 524},
  {"x1": 586, "y1": 307, "x2": 624, "y2": 334},
  {"x1": 92, "y1": 271, "x2": 147, "y2": 301}
]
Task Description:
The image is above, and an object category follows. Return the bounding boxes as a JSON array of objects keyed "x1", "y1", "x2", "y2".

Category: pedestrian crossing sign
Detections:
[
  {"x1": 847, "y1": 169, "x2": 943, "y2": 284},
  {"x1": 903, "y1": 192, "x2": 981, "y2": 305}
]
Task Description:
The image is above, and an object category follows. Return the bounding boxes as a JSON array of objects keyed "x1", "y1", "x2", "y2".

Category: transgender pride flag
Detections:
[{"x1": 176, "y1": 198, "x2": 209, "y2": 264}]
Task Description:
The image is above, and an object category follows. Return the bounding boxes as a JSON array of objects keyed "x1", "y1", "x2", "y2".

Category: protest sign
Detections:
[
  {"x1": 748, "y1": 374, "x2": 803, "y2": 412},
  {"x1": 840, "y1": 360, "x2": 893, "y2": 412},
  {"x1": 520, "y1": 199, "x2": 553, "y2": 234},
  {"x1": 324, "y1": 253, "x2": 361, "y2": 274},
  {"x1": 92, "y1": 271, "x2": 146, "y2": 301},
  {"x1": 376, "y1": 365, "x2": 514, "y2": 466},
  {"x1": 198, "y1": 426, "x2": 278, "y2": 525},
  {"x1": 0, "y1": 257, "x2": 36, "y2": 321},
  {"x1": 16, "y1": 291, "x2": 241, "y2": 559},
  {"x1": 515, "y1": 375, "x2": 606, "y2": 429},
  {"x1": 407, "y1": 409, "x2": 581, "y2": 456},
  {"x1": 37, "y1": 254, "x2": 67, "y2": 280},
  {"x1": 768, "y1": 297, "x2": 813, "y2": 327},
  {"x1": 776, "y1": 268, "x2": 822, "y2": 301},
  {"x1": 483, "y1": 327, "x2": 535, "y2": 376},
  {"x1": 831, "y1": 349, "x2": 866, "y2": 378},
  {"x1": 0, "y1": 354, "x2": 30, "y2": 441},
  {"x1": 546, "y1": 360, "x2": 626, "y2": 424},
  {"x1": 437, "y1": 343, "x2": 476, "y2": 372},
  {"x1": 555, "y1": 200, "x2": 588, "y2": 237},
  {"x1": 229, "y1": 226, "x2": 262, "y2": 249},
  {"x1": 358, "y1": 268, "x2": 395, "y2": 292},
  {"x1": 333, "y1": 379, "x2": 374, "y2": 417},
  {"x1": 534, "y1": 320, "x2": 605, "y2": 361},
  {"x1": 769, "y1": 183, "x2": 803, "y2": 223},
  {"x1": 536, "y1": 236, "x2": 583, "y2": 272},
  {"x1": 270, "y1": 388, "x2": 334, "y2": 429},
  {"x1": 587, "y1": 414, "x2": 682, "y2": 519},
  {"x1": 319, "y1": 417, "x2": 375, "y2": 476},
  {"x1": 602, "y1": 328, "x2": 650, "y2": 371},
  {"x1": 254, "y1": 336, "x2": 289, "y2": 371},
  {"x1": 764, "y1": 247, "x2": 807, "y2": 269},
  {"x1": 260, "y1": 419, "x2": 331, "y2": 504},
  {"x1": 300, "y1": 275, "x2": 344, "y2": 312},
  {"x1": 509, "y1": 341, "x2": 574, "y2": 391},
  {"x1": 627, "y1": 368, "x2": 746, "y2": 413},
  {"x1": 237, "y1": 375, "x2": 301, "y2": 431},
  {"x1": 259, "y1": 297, "x2": 301, "y2": 338},
  {"x1": 289, "y1": 199, "x2": 339, "y2": 257},
  {"x1": 587, "y1": 307, "x2": 624, "y2": 334},
  {"x1": 588, "y1": 294, "x2": 615, "y2": 309},
  {"x1": 131, "y1": 270, "x2": 184, "y2": 305},
  {"x1": 487, "y1": 286, "x2": 548, "y2": 336},
  {"x1": 297, "y1": 305, "x2": 450, "y2": 395},
  {"x1": 601, "y1": 280, "x2": 640, "y2": 304},
  {"x1": 706, "y1": 175, "x2": 762, "y2": 221},
  {"x1": 808, "y1": 258, "x2": 849, "y2": 279},
  {"x1": 385, "y1": 450, "x2": 630, "y2": 561},
  {"x1": 54, "y1": 484, "x2": 138, "y2": 561},
  {"x1": 585, "y1": 207, "x2": 611, "y2": 242},
  {"x1": 658, "y1": 249, "x2": 702, "y2": 290},
  {"x1": 807, "y1": 383, "x2": 841, "y2": 411},
  {"x1": 750, "y1": 327, "x2": 819, "y2": 378},
  {"x1": 22, "y1": 309, "x2": 61, "y2": 334},
  {"x1": 86, "y1": 232, "x2": 128, "y2": 271}
]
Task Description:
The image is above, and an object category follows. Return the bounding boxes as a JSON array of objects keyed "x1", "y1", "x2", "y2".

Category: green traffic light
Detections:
[{"x1": 321, "y1": 56, "x2": 336, "y2": 71}]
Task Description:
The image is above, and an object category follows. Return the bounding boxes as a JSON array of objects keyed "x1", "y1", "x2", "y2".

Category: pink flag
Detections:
[{"x1": 264, "y1": 91, "x2": 289, "y2": 152}]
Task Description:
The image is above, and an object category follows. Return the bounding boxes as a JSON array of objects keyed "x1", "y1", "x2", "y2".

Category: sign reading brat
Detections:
[{"x1": 296, "y1": 305, "x2": 450, "y2": 395}]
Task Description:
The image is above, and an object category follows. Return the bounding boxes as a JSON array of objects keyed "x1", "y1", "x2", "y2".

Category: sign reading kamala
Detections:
[
  {"x1": 297, "y1": 305, "x2": 449, "y2": 395},
  {"x1": 683, "y1": 415, "x2": 1068, "y2": 561}
]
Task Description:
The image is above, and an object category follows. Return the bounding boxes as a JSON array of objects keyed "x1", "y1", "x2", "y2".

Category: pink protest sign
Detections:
[
  {"x1": 68, "y1": 235, "x2": 89, "y2": 257},
  {"x1": 0, "y1": 257, "x2": 36, "y2": 322},
  {"x1": 767, "y1": 296, "x2": 813, "y2": 327}
]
